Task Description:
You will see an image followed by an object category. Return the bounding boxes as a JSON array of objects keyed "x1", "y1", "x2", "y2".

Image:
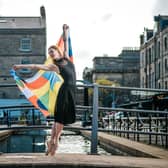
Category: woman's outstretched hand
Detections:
[{"x1": 13, "y1": 65, "x2": 20, "y2": 70}]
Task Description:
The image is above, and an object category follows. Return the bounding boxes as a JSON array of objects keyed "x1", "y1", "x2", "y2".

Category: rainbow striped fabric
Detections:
[{"x1": 10, "y1": 32, "x2": 73, "y2": 117}]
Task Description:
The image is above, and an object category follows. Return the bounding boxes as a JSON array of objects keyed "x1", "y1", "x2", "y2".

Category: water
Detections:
[{"x1": 0, "y1": 130, "x2": 111, "y2": 155}]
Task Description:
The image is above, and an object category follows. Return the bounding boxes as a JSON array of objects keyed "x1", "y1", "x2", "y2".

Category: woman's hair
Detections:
[{"x1": 48, "y1": 45, "x2": 63, "y2": 56}]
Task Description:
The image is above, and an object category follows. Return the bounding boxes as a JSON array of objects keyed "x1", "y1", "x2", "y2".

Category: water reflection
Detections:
[
  {"x1": 0, "y1": 130, "x2": 46, "y2": 153},
  {"x1": 0, "y1": 130, "x2": 110, "y2": 155}
]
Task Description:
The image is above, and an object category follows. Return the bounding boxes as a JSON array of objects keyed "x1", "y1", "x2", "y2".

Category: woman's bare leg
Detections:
[
  {"x1": 50, "y1": 122, "x2": 64, "y2": 155},
  {"x1": 46, "y1": 122, "x2": 64, "y2": 156},
  {"x1": 46, "y1": 122, "x2": 56, "y2": 155}
]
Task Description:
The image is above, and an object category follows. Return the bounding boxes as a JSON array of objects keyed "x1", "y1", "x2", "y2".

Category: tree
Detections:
[{"x1": 96, "y1": 79, "x2": 120, "y2": 104}]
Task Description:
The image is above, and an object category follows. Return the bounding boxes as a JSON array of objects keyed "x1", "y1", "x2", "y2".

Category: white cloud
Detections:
[
  {"x1": 0, "y1": 0, "x2": 157, "y2": 79},
  {"x1": 153, "y1": 0, "x2": 168, "y2": 15},
  {"x1": 101, "y1": 13, "x2": 112, "y2": 22}
]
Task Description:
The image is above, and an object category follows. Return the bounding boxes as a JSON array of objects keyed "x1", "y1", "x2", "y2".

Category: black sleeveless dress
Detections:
[{"x1": 54, "y1": 58, "x2": 76, "y2": 125}]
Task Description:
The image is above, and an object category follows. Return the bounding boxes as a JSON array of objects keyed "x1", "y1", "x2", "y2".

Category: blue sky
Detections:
[{"x1": 0, "y1": 0, "x2": 168, "y2": 79}]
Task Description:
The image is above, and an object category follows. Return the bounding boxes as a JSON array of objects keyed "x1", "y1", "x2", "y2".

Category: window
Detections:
[
  {"x1": 158, "y1": 82, "x2": 161, "y2": 89},
  {"x1": 141, "y1": 52, "x2": 144, "y2": 67},
  {"x1": 157, "y1": 41, "x2": 160, "y2": 58},
  {"x1": 147, "y1": 75, "x2": 149, "y2": 88},
  {"x1": 158, "y1": 62, "x2": 160, "y2": 78},
  {"x1": 19, "y1": 59, "x2": 32, "y2": 74},
  {"x1": 165, "y1": 81, "x2": 168, "y2": 89},
  {"x1": 165, "y1": 58, "x2": 168, "y2": 71},
  {"x1": 164, "y1": 37, "x2": 167, "y2": 51},
  {"x1": 142, "y1": 77, "x2": 144, "y2": 88},
  {"x1": 152, "y1": 45, "x2": 154, "y2": 62},
  {"x1": 146, "y1": 49, "x2": 149, "y2": 64},
  {"x1": 148, "y1": 48, "x2": 151, "y2": 64},
  {"x1": 21, "y1": 59, "x2": 30, "y2": 64},
  {"x1": 151, "y1": 72, "x2": 155, "y2": 88},
  {"x1": 20, "y1": 38, "x2": 31, "y2": 51}
]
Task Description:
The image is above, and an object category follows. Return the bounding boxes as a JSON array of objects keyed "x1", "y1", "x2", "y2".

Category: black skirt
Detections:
[
  {"x1": 53, "y1": 59, "x2": 76, "y2": 125},
  {"x1": 54, "y1": 84, "x2": 76, "y2": 125}
]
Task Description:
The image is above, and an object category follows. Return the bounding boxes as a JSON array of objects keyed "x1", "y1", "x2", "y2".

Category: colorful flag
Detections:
[
  {"x1": 11, "y1": 30, "x2": 73, "y2": 117},
  {"x1": 68, "y1": 34, "x2": 73, "y2": 63}
]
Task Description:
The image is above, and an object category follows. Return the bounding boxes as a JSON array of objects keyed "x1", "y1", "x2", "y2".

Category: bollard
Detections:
[{"x1": 91, "y1": 84, "x2": 98, "y2": 154}]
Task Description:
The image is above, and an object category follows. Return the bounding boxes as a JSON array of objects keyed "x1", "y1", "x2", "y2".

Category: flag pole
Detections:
[{"x1": 63, "y1": 24, "x2": 69, "y2": 58}]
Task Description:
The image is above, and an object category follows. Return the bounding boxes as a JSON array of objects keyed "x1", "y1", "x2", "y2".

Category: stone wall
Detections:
[{"x1": 0, "y1": 30, "x2": 46, "y2": 98}]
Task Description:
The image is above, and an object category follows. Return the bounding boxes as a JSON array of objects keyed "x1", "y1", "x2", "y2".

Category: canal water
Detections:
[{"x1": 0, "y1": 130, "x2": 111, "y2": 155}]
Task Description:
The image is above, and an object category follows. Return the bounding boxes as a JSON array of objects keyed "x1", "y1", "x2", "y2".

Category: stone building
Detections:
[
  {"x1": 83, "y1": 48, "x2": 140, "y2": 87},
  {"x1": 140, "y1": 15, "x2": 168, "y2": 89},
  {"x1": 0, "y1": 6, "x2": 46, "y2": 98}
]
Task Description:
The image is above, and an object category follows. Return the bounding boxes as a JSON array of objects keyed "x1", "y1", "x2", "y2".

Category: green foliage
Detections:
[
  {"x1": 96, "y1": 79, "x2": 120, "y2": 106},
  {"x1": 96, "y1": 79, "x2": 120, "y2": 86}
]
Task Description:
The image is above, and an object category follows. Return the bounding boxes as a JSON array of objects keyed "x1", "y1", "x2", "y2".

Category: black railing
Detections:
[{"x1": 0, "y1": 83, "x2": 168, "y2": 154}]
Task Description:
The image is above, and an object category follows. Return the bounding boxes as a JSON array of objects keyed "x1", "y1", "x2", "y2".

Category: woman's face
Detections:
[{"x1": 48, "y1": 48, "x2": 61, "y2": 60}]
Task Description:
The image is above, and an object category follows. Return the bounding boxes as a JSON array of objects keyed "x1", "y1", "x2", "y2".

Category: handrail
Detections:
[
  {"x1": 0, "y1": 83, "x2": 168, "y2": 153},
  {"x1": 1, "y1": 105, "x2": 168, "y2": 115},
  {"x1": 1, "y1": 83, "x2": 168, "y2": 92},
  {"x1": 0, "y1": 126, "x2": 168, "y2": 136}
]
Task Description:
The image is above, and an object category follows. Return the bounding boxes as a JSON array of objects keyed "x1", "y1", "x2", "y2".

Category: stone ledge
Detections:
[
  {"x1": 0, "y1": 153, "x2": 168, "y2": 168},
  {"x1": 0, "y1": 130, "x2": 13, "y2": 141},
  {"x1": 80, "y1": 131, "x2": 168, "y2": 159}
]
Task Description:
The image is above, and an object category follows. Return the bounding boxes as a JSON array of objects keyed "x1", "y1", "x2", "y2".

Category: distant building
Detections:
[
  {"x1": 83, "y1": 48, "x2": 140, "y2": 87},
  {"x1": 140, "y1": 15, "x2": 168, "y2": 89},
  {"x1": 0, "y1": 6, "x2": 46, "y2": 98}
]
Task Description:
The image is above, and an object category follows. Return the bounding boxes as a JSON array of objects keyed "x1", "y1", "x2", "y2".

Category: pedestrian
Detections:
[{"x1": 13, "y1": 43, "x2": 76, "y2": 156}]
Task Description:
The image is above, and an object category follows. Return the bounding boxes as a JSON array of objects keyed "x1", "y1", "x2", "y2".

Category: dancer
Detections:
[{"x1": 13, "y1": 40, "x2": 76, "y2": 156}]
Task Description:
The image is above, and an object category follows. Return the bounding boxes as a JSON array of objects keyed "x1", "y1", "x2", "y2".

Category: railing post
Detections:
[
  {"x1": 136, "y1": 112, "x2": 140, "y2": 141},
  {"x1": 166, "y1": 114, "x2": 168, "y2": 148},
  {"x1": 91, "y1": 83, "x2": 98, "y2": 154},
  {"x1": 127, "y1": 112, "x2": 130, "y2": 139},
  {"x1": 149, "y1": 115, "x2": 152, "y2": 145},
  {"x1": 83, "y1": 87, "x2": 89, "y2": 127},
  {"x1": 155, "y1": 114, "x2": 159, "y2": 145},
  {"x1": 32, "y1": 109, "x2": 35, "y2": 125},
  {"x1": 7, "y1": 110, "x2": 10, "y2": 127},
  {"x1": 119, "y1": 114, "x2": 122, "y2": 137},
  {"x1": 133, "y1": 118, "x2": 136, "y2": 140}
]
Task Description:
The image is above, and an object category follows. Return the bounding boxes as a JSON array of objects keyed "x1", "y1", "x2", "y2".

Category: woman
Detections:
[{"x1": 13, "y1": 45, "x2": 76, "y2": 156}]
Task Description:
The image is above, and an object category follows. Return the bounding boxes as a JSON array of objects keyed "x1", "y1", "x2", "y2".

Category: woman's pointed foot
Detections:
[
  {"x1": 45, "y1": 141, "x2": 51, "y2": 156},
  {"x1": 50, "y1": 142, "x2": 58, "y2": 156},
  {"x1": 45, "y1": 140, "x2": 58, "y2": 156}
]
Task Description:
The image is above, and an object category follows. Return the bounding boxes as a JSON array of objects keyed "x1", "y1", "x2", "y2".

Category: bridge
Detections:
[{"x1": 0, "y1": 83, "x2": 168, "y2": 167}]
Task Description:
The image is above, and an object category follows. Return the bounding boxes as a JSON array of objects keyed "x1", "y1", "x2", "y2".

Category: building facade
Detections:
[
  {"x1": 0, "y1": 6, "x2": 46, "y2": 98},
  {"x1": 140, "y1": 15, "x2": 168, "y2": 89},
  {"x1": 83, "y1": 48, "x2": 140, "y2": 87}
]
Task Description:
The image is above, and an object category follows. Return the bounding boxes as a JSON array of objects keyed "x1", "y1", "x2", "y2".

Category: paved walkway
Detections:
[
  {"x1": 81, "y1": 131, "x2": 168, "y2": 159},
  {"x1": 0, "y1": 153, "x2": 168, "y2": 168},
  {"x1": 1, "y1": 128, "x2": 168, "y2": 167}
]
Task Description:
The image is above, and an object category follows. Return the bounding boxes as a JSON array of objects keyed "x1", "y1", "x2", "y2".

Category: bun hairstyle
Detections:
[{"x1": 48, "y1": 45, "x2": 63, "y2": 56}]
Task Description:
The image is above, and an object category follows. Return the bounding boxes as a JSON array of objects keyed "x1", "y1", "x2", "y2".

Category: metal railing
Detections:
[{"x1": 0, "y1": 83, "x2": 168, "y2": 154}]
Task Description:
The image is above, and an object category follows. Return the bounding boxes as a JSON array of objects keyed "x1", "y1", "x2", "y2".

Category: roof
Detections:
[
  {"x1": 93, "y1": 56, "x2": 122, "y2": 61},
  {"x1": 0, "y1": 17, "x2": 45, "y2": 29}
]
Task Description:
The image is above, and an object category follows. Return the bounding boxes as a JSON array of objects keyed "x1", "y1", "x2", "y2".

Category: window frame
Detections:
[
  {"x1": 19, "y1": 38, "x2": 32, "y2": 52},
  {"x1": 164, "y1": 36, "x2": 167, "y2": 51}
]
